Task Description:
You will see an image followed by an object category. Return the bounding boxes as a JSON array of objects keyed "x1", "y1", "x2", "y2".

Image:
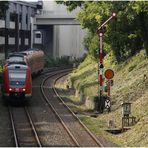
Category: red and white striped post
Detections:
[{"x1": 99, "y1": 32, "x2": 104, "y2": 112}]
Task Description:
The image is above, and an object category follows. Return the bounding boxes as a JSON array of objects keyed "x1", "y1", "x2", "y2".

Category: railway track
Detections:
[
  {"x1": 40, "y1": 69, "x2": 104, "y2": 147},
  {"x1": 8, "y1": 106, "x2": 42, "y2": 147},
  {"x1": 5, "y1": 68, "x2": 79, "y2": 147},
  {"x1": 7, "y1": 68, "x2": 103, "y2": 147}
]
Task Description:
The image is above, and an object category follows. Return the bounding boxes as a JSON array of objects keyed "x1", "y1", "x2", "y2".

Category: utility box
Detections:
[{"x1": 121, "y1": 102, "x2": 131, "y2": 117}]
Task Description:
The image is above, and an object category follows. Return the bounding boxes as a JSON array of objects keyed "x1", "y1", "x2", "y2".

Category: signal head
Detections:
[
  {"x1": 112, "y1": 12, "x2": 116, "y2": 17},
  {"x1": 99, "y1": 32, "x2": 103, "y2": 37},
  {"x1": 9, "y1": 88, "x2": 12, "y2": 91}
]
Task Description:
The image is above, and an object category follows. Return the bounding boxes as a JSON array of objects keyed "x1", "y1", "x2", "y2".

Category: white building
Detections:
[
  {"x1": 35, "y1": 1, "x2": 87, "y2": 59},
  {"x1": 0, "y1": 1, "x2": 40, "y2": 59}
]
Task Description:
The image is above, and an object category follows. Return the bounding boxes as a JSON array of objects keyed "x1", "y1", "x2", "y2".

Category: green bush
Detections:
[
  {"x1": 44, "y1": 55, "x2": 71, "y2": 68},
  {"x1": 44, "y1": 56, "x2": 55, "y2": 67}
]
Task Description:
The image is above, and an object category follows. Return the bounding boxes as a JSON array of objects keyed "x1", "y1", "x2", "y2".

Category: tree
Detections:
[
  {"x1": 107, "y1": 1, "x2": 143, "y2": 61},
  {"x1": 130, "y1": 1, "x2": 148, "y2": 56},
  {"x1": 57, "y1": 1, "x2": 148, "y2": 62},
  {"x1": 56, "y1": 1, "x2": 84, "y2": 12}
]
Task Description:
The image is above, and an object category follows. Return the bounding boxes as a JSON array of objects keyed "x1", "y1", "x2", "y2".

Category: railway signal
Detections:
[
  {"x1": 105, "y1": 69, "x2": 114, "y2": 98},
  {"x1": 104, "y1": 69, "x2": 114, "y2": 112},
  {"x1": 97, "y1": 12, "x2": 117, "y2": 113},
  {"x1": 104, "y1": 69, "x2": 114, "y2": 80}
]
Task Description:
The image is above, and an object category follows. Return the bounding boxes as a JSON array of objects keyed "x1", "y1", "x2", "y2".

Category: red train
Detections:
[
  {"x1": 21, "y1": 49, "x2": 44, "y2": 75},
  {"x1": 1, "y1": 48, "x2": 44, "y2": 102},
  {"x1": 6, "y1": 49, "x2": 44, "y2": 75},
  {"x1": 2, "y1": 64, "x2": 32, "y2": 100}
]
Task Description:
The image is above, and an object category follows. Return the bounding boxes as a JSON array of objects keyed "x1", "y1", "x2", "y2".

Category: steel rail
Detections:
[
  {"x1": 8, "y1": 106, "x2": 19, "y2": 147},
  {"x1": 24, "y1": 107, "x2": 42, "y2": 147},
  {"x1": 40, "y1": 69, "x2": 80, "y2": 147},
  {"x1": 9, "y1": 106, "x2": 42, "y2": 147},
  {"x1": 53, "y1": 72, "x2": 104, "y2": 147}
]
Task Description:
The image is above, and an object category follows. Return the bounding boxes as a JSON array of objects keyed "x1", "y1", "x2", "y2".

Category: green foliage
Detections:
[
  {"x1": 83, "y1": 31, "x2": 111, "y2": 59},
  {"x1": 83, "y1": 32, "x2": 98, "y2": 58},
  {"x1": 131, "y1": 1, "x2": 148, "y2": 13},
  {"x1": 128, "y1": 65, "x2": 136, "y2": 72},
  {"x1": 56, "y1": 1, "x2": 84, "y2": 12},
  {"x1": 77, "y1": 2, "x2": 112, "y2": 33},
  {"x1": 57, "y1": 1, "x2": 148, "y2": 61},
  {"x1": 69, "y1": 55, "x2": 97, "y2": 93},
  {"x1": 68, "y1": 49, "x2": 148, "y2": 146},
  {"x1": 44, "y1": 56, "x2": 71, "y2": 67}
]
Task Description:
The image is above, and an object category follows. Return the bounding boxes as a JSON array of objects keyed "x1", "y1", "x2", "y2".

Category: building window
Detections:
[
  {"x1": 19, "y1": 14, "x2": 22, "y2": 22},
  {"x1": 26, "y1": 15, "x2": 28, "y2": 24},
  {"x1": 10, "y1": 13, "x2": 15, "y2": 22},
  {"x1": 36, "y1": 33, "x2": 41, "y2": 38}
]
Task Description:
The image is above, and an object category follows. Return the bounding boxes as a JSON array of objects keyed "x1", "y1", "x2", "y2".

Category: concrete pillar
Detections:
[
  {"x1": 27, "y1": 7, "x2": 31, "y2": 30},
  {"x1": 5, "y1": 10, "x2": 10, "y2": 28},
  {"x1": 53, "y1": 25, "x2": 59, "y2": 58},
  {"x1": 15, "y1": 13, "x2": 19, "y2": 51},
  {"x1": 30, "y1": 17, "x2": 34, "y2": 48},
  {"x1": 22, "y1": 5, "x2": 26, "y2": 30},
  {"x1": 5, "y1": 10, "x2": 10, "y2": 59}
]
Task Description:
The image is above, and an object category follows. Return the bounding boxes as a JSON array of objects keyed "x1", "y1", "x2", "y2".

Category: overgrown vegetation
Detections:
[
  {"x1": 44, "y1": 54, "x2": 87, "y2": 68},
  {"x1": 57, "y1": 1, "x2": 148, "y2": 62},
  {"x1": 44, "y1": 55, "x2": 71, "y2": 67},
  {"x1": 56, "y1": 50, "x2": 148, "y2": 146},
  {"x1": 55, "y1": 1, "x2": 148, "y2": 146},
  {"x1": 70, "y1": 57, "x2": 98, "y2": 101}
]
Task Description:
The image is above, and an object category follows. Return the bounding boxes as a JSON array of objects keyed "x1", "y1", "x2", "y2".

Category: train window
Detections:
[
  {"x1": 9, "y1": 69, "x2": 27, "y2": 87},
  {"x1": 7, "y1": 57, "x2": 24, "y2": 62},
  {"x1": 10, "y1": 81, "x2": 25, "y2": 86}
]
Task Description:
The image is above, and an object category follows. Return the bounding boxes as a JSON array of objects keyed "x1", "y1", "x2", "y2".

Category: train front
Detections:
[{"x1": 2, "y1": 64, "x2": 32, "y2": 102}]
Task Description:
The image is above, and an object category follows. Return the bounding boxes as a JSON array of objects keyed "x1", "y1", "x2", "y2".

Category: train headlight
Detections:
[
  {"x1": 9, "y1": 88, "x2": 12, "y2": 91},
  {"x1": 23, "y1": 88, "x2": 26, "y2": 91}
]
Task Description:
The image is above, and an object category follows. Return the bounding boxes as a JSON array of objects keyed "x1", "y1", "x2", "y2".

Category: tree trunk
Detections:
[{"x1": 138, "y1": 12, "x2": 148, "y2": 56}]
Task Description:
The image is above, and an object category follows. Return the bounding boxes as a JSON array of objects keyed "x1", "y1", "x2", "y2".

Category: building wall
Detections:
[
  {"x1": 41, "y1": 1, "x2": 87, "y2": 59},
  {"x1": 42, "y1": 1, "x2": 78, "y2": 16},
  {"x1": 57, "y1": 25, "x2": 87, "y2": 59},
  {"x1": 0, "y1": 1, "x2": 37, "y2": 59}
]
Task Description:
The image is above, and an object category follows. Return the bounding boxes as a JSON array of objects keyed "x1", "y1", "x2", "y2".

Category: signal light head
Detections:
[
  {"x1": 99, "y1": 32, "x2": 103, "y2": 37},
  {"x1": 23, "y1": 88, "x2": 26, "y2": 91},
  {"x1": 112, "y1": 12, "x2": 116, "y2": 17},
  {"x1": 9, "y1": 88, "x2": 12, "y2": 91}
]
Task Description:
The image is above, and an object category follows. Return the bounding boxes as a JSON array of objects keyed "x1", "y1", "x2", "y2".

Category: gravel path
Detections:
[
  {"x1": 43, "y1": 73, "x2": 101, "y2": 147},
  {"x1": 29, "y1": 74, "x2": 76, "y2": 146},
  {"x1": 55, "y1": 75, "x2": 119, "y2": 147}
]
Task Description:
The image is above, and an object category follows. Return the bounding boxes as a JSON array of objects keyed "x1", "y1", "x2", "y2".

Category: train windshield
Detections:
[
  {"x1": 7, "y1": 57, "x2": 24, "y2": 62},
  {"x1": 8, "y1": 69, "x2": 27, "y2": 88}
]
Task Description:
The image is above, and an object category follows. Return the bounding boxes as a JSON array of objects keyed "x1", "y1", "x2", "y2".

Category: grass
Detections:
[
  {"x1": 69, "y1": 55, "x2": 98, "y2": 96},
  {"x1": 55, "y1": 50, "x2": 148, "y2": 147}
]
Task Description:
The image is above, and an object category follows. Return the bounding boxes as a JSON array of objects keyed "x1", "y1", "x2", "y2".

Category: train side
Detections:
[
  {"x1": 6, "y1": 49, "x2": 44, "y2": 75},
  {"x1": 22, "y1": 49, "x2": 44, "y2": 75},
  {"x1": 1, "y1": 64, "x2": 32, "y2": 101}
]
